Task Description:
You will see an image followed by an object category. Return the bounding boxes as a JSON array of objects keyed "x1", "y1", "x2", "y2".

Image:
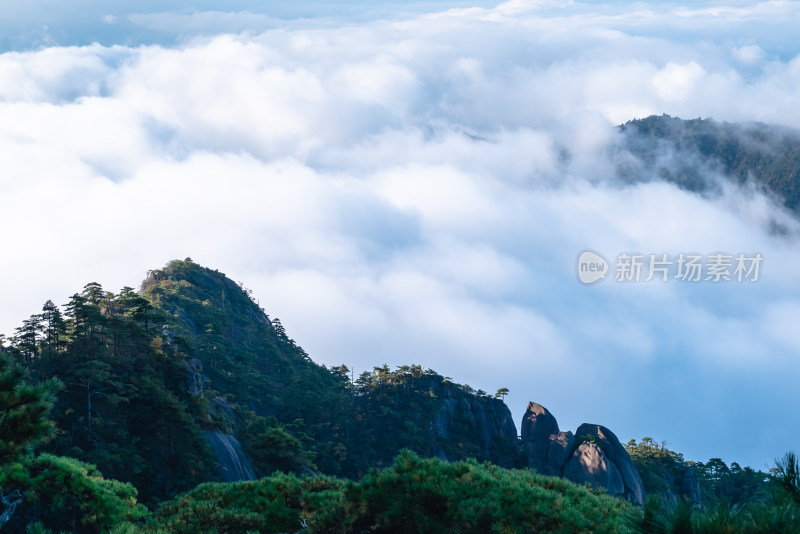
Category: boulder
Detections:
[
  {"x1": 574, "y1": 424, "x2": 645, "y2": 505},
  {"x1": 563, "y1": 442, "x2": 625, "y2": 497}
]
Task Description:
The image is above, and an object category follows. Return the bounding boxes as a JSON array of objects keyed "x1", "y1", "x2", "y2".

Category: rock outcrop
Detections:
[
  {"x1": 678, "y1": 467, "x2": 702, "y2": 507},
  {"x1": 574, "y1": 424, "x2": 645, "y2": 505},
  {"x1": 563, "y1": 442, "x2": 625, "y2": 497},
  {"x1": 546, "y1": 431, "x2": 576, "y2": 476},
  {"x1": 521, "y1": 401, "x2": 645, "y2": 505},
  {"x1": 520, "y1": 402, "x2": 575, "y2": 476},
  {"x1": 184, "y1": 358, "x2": 256, "y2": 482},
  {"x1": 520, "y1": 402, "x2": 559, "y2": 474},
  {"x1": 203, "y1": 430, "x2": 257, "y2": 482},
  {"x1": 183, "y1": 357, "x2": 204, "y2": 396},
  {"x1": 428, "y1": 378, "x2": 518, "y2": 467}
]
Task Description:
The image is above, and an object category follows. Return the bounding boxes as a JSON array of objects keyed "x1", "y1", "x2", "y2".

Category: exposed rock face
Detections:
[
  {"x1": 679, "y1": 468, "x2": 702, "y2": 507},
  {"x1": 184, "y1": 358, "x2": 204, "y2": 396},
  {"x1": 521, "y1": 402, "x2": 560, "y2": 474},
  {"x1": 521, "y1": 402, "x2": 645, "y2": 505},
  {"x1": 520, "y1": 402, "x2": 577, "y2": 476},
  {"x1": 203, "y1": 430, "x2": 257, "y2": 482},
  {"x1": 546, "y1": 431, "x2": 575, "y2": 476},
  {"x1": 574, "y1": 424, "x2": 645, "y2": 505},
  {"x1": 563, "y1": 442, "x2": 625, "y2": 498},
  {"x1": 521, "y1": 402, "x2": 560, "y2": 442},
  {"x1": 656, "y1": 466, "x2": 702, "y2": 508},
  {"x1": 430, "y1": 380, "x2": 518, "y2": 467},
  {"x1": 189, "y1": 362, "x2": 256, "y2": 482},
  {"x1": 643, "y1": 462, "x2": 703, "y2": 507}
]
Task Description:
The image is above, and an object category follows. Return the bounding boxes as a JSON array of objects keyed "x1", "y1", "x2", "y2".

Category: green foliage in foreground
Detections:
[
  {"x1": 0, "y1": 352, "x2": 60, "y2": 467},
  {"x1": 117, "y1": 450, "x2": 800, "y2": 534},
  {"x1": 146, "y1": 450, "x2": 633, "y2": 534},
  {"x1": 335, "y1": 450, "x2": 632, "y2": 534},
  {"x1": 629, "y1": 495, "x2": 800, "y2": 534},
  {"x1": 151, "y1": 472, "x2": 342, "y2": 533},
  {"x1": 23, "y1": 454, "x2": 148, "y2": 532},
  {"x1": 627, "y1": 450, "x2": 800, "y2": 534},
  {"x1": 0, "y1": 351, "x2": 146, "y2": 533}
]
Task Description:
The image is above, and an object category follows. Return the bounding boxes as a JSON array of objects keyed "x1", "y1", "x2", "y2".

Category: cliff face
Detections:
[
  {"x1": 348, "y1": 372, "x2": 519, "y2": 472},
  {"x1": 427, "y1": 378, "x2": 518, "y2": 467},
  {"x1": 202, "y1": 430, "x2": 257, "y2": 482}
]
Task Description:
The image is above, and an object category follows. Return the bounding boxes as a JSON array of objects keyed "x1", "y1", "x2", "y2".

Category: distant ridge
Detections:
[{"x1": 617, "y1": 114, "x2": 800, "y2": 215}]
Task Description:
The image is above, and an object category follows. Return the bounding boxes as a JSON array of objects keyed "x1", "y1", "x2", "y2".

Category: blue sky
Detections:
[{"x1": 1, "y1": 0, "x2": 799, "y2": 470}]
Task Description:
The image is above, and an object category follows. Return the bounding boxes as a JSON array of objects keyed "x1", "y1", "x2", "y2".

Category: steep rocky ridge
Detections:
[{"x1": 142, "y1": 260, "x2": 520, "y2": 479}]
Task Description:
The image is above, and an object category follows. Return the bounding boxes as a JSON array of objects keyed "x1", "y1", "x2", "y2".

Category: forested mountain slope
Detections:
[
  {"x1": 2, "y1": 259, "x2": 519, "y2": 509},
  {"x1": 617, "y1": 114, "x2": 800, "y2": 214},
  {"x1": 0, "y1": 258, "x2": 794, "y2": 532}
]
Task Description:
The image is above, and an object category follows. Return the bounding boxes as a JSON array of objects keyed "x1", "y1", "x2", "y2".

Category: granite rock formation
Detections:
[
  {"x1": 521, "y1": 401, "x2": 645, "y2": 505},
  {"x1": 563, "y1": 442, "x2": 625, "y2": 497},
  {"x1": 425, "y1": 377, "x2": 518, "y2": 467},
  {"x1": 575, "y1": 423, "x2": 645, "y2": 505}
]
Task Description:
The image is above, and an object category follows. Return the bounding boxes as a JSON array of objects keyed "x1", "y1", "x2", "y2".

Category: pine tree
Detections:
[
  {"x1": 12, "y1": 315, "x2": 42, "y2": 374},
  {"x1": 0, "y1": 351, "x2": 61, "y2": 528},
  {"x1": 40, "y1": 300, "x2": 66, "y2": 378}
]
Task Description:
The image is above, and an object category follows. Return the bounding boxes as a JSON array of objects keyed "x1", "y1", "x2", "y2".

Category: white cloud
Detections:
[
  {"x1": 1, "y1": 0, "x2": 800, "y2": 468},
  {"x1": 733, "y1": 44, "x2": 765, "y2": 65},
  {"x1": 651, "y1": 61, "x2": 705, "y2": 101}
]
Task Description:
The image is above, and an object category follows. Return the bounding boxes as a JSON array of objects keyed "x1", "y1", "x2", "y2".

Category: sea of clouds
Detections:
[{"x1": 1, "y1": 0, "x2": 800, "y2": 467}]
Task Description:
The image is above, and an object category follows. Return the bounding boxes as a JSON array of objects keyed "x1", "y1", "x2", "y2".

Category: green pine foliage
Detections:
[
  {"x1": 23, "y1": 454, "x2": 148, "y2": 532},
  {"x1": 330, "y1": 450, "x2": 633, "y2": 534},
  {"x1": 627, "y1": 496, "x2": 800, "y2": 534},
  {"x1": 239, "y1": 416, "x2": 316, "y2": 476},
  {"x1": 0, "y1": 351, "x2": 61, "y2": 530},
  {"x1": 775, "y1": 452, "x2": 800, "y2": 504},
  {"x1": 3, "y1": 259, "x2": 521, "y2": 508},
  {"x1": 0, "y1": 352, "x2": 61, "y2": 467},
  {"x1": 625, "y1": 440, "x2": 800, "y2": 533},
  {"x1": 148, "y1": 450, "x2": 633, "y2": 534},
  {"x1": 626, "y1": 438, "x2": 772, "y2": 508},
  {"x1": 5, "y1": 280, "x2": 215, "y2": 506},
  {"x1": 150, "y1": 473, "x2": 343, "y2": 533},
  {"x1": 692, "y1": 458, "x2": 771, "y2": 506}
]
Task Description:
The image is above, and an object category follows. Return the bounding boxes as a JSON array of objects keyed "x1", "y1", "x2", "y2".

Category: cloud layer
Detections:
[{"x1": 2, "y1": 0, "x2": 800, "y2": 468}]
